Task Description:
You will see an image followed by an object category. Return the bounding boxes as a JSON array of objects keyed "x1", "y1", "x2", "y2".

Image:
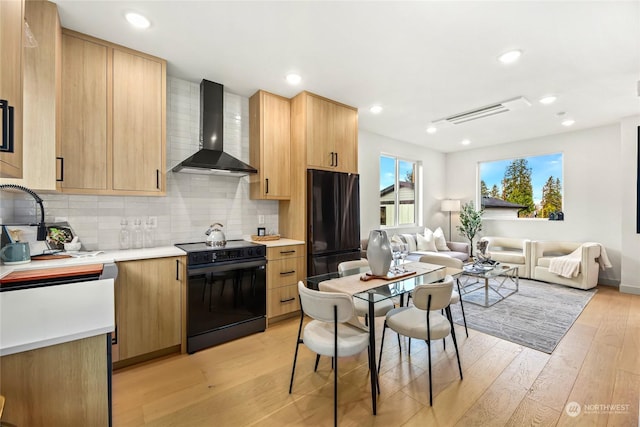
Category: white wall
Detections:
[
  {"x1": 446, "y1": 124, "x2": 623, "y2": 285},
  {"x1": 620, "y1": 115, "x2": 640, "y2": 294},
  {"x1": 358, "y1": 130, "x2": 446, "y2": 239},
  {"x1": 9, "y1": 76, "x2": 279, "y2": 250}
]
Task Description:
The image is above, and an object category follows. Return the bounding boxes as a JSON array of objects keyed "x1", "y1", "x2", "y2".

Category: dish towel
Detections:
[{"x1": 549, "y1": 243, "x2": 612, "y2": 278}]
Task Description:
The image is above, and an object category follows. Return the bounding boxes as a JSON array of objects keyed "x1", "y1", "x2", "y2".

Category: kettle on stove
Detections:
[{"x1": 205, "y1": 223, "x2": 227, "y2": 247}]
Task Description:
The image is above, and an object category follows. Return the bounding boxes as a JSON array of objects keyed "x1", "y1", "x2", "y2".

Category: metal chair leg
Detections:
[
  {"x1": 377, "y1": 321, "x2": 387, "y2": 374},
  {"x1": 289, "y1": 310, "x2": 305, "y2": 394},
  {"x1": 456, "y1": 278, "x2": 469, "y2": 337},
  {"x1": 446, "y1": 306, "x2": 464, "y2": 380}
]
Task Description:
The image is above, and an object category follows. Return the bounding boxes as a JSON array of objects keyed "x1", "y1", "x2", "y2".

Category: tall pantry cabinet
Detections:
[
  {"x1": 0, "y1": 0, "x2": 24, "y2": 178},
  {"x1": 59, "y1": 30, "x2": 166, "y2": 195}
]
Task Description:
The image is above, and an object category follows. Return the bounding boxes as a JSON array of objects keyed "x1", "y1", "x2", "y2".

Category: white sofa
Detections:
[
  {"x1": 360, "y1": 235, "x2": 469, "y2": 262},
  {"x1": 530, "y1": 241, "x2": 602, "y2": 290},
  {"x1": 480, "y1": 236, "x2": 531, "y2": 279}
]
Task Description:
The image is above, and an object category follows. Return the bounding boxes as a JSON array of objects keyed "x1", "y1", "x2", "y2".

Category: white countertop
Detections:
[
  {"x1": 248, "y1": 238, "x2": 305, "y2": 247},
  {"x1": 0, "y1": 278, "x2": 115, "y2": 356}
]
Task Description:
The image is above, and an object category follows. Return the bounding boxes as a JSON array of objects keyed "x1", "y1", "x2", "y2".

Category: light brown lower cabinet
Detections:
[
  {"x1": 266, "y1": 244, "x2": 304, "y2": 322},
  {"x1": 0, "y1": 334, "x2": 109, "y2": 427},
  {"x1": 115, "y1": 256, "x2": 185, "y2": 362}
]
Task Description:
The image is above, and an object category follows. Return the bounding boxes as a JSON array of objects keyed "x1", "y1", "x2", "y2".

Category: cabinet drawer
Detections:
[
  {"x1": 267, "y1": 256, "x2": 304, "y2": 289},
  {"x1": 266, "y1": 244, "x2": 303, "y2": 260},
  {"x1": 268, "y1": 285, "x2": 300, "y2": 318}
]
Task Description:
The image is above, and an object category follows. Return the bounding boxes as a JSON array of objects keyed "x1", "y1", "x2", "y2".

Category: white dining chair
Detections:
[
  {"x1": 377, "y1": 275, "x2": 463, "y2": 406},
  {"x1": 418, "y1": 254, "x2": 468, "y2": 336},
  {"x1": 338, "y1": 259, "x2": 395, "y2": 325},
  {"x1": 289, "y1": 281, "x2": 374, "y2": 426}
]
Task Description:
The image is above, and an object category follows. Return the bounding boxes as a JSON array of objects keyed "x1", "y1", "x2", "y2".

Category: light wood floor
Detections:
[{"x1": 112, "y1": 285, "x2": 640, "y2": 426}]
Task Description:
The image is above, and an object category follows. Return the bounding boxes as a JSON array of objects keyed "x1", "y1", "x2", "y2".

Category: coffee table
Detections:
[{"x1": 459, "y1": 263, "x2": 519, "y2": 307}]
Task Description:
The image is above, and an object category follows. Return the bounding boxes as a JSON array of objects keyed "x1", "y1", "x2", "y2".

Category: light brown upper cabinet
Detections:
[
  {"x1": 0, "y1": 0, "x2": 24, "y2": 179},
  {"x1": 249, "y1": 90, "x2": 291, "y2": 200},
  {"x1": 59, "y1": 29, "x2": 166, "y2": 195},
  {"x1": 305, "y1": 93, "x2": 358, "y2": 174},
  {"x1": 0, "y1": 0, "x2": 60, "y2": 190},
  {"x1": 112, "y1": 49, "x2": 164, "y2": 193}
]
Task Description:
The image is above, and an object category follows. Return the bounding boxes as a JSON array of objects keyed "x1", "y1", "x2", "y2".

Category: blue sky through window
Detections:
[
  {"x1": 380, "y1": 156, "x2": 414, "y2": 189},
  {"x1": 479, "y1": 153, "x2": 563, "y2": 205}
]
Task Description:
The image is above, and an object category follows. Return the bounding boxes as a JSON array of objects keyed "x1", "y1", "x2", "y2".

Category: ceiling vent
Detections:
[{"x1": 433, "y1": 96, "x2": 531, "y2": 127}]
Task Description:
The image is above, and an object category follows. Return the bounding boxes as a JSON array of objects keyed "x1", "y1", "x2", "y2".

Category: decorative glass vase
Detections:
[{"x1": 367, "y1": 229, "x2": 392, "y2": 277}]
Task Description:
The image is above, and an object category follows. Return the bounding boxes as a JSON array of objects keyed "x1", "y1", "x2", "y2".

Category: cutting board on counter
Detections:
[{"x1": 0, "y1": 264, "x2": 104, "y2": 284}]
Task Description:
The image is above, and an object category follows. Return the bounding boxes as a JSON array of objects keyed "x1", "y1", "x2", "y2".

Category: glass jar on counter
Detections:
[
  {"x1": 132, "y1": 218, "x2": 143, "y2": 249},
  {"x1": 119, "y1": 218, "x2": 130, "y2": 250},
  {"x1": 143, "y1": 218, "x2": 155, "y2": 248}
]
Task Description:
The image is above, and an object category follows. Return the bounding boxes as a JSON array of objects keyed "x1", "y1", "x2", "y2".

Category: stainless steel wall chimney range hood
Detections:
[{"x1": 172, "y1": 80, "x2": 257, "y2": 176}]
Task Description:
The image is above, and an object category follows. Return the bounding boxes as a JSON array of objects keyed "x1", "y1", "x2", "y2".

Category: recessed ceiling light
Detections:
[
  {"x1": 125, "y1": 12, "x2": 150, "y2": 29},
  {"x1": 370, "y1": 105, "x2": 383, "y2": 114},
  {"x1": 285, "y1": 73, "x2": 301, "y2": 85},
  {"x1": 561, "y1": 119, "x2": 575, "y2": 127},
  {"x1": 498, "y1": 49, "x2": 522, "y2": 64},
  {"x1": 461, "y1": 139, "x2": 471, "y2": 146},
  {"x1": 539, "y1": 95, "x2": 557, "y2": 105},
  {"x1": 426, "y1": 126, "x2": 437, "y2": 134}
]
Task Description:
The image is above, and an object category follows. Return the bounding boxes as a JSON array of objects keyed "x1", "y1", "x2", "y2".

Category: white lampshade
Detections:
[{"x1": 441, "y1": 199, "x2": 461, "y2": 212}]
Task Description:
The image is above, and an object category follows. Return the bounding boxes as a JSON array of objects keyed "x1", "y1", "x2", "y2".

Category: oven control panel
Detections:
[{"x1": 187, "y1": 245, "x2": 266, "y2": 266}]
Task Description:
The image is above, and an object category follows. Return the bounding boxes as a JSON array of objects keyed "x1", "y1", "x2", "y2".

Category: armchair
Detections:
[
  {"x1": 530, "y1": 241, "x2": 601, "y2": 289},
  {"x1": 481, "y1": 236, "x2": 531, "y2": 279}
]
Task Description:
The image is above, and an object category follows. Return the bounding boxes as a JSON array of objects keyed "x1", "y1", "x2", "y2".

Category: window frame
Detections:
[
  {"x1": 379, "y1": 154, "x2": 420, "y2": 228},
  {"x1": 478, "y1": 151, "x2": 564, "y2": 220}
]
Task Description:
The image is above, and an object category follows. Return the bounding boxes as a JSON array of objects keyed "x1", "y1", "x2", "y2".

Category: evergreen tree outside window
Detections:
[{"x1": 479, "y1": 153, "x2": 563, "y2": 219}]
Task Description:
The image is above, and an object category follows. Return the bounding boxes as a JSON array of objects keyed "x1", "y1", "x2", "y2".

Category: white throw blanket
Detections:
[{"x1": 548, "y1": 244, "x2": 612, "y2": 278}]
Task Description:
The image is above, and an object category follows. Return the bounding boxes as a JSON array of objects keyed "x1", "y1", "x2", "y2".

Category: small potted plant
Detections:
[
  {"x1": 47, "y1": 227, "x2": 72, "y2": 250},
  {"x1": 456, "y1": 201, "x2": 484, "y2": 257}
]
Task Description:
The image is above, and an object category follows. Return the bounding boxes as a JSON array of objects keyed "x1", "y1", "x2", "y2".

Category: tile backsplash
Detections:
[{"x1": 5, "y1": 76, "x2": 278, "y2": 250}]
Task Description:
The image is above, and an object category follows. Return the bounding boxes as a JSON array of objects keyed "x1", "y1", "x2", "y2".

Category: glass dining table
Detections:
[{"x1": 305, "y1": 261, "x2": 446, "y2": 415}]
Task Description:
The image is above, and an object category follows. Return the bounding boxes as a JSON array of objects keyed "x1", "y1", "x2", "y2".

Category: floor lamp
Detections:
[{"x1": 441, "y1": 199, "x2": 461, "y2": 240}]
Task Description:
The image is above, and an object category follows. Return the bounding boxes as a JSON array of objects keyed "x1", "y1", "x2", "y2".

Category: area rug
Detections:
[{"x1": 450, "y1": 279, "x2": 597, "y2": 354}]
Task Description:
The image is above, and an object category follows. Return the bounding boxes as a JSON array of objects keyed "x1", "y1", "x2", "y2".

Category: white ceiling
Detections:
[{"x1": 54, "y1": 1, "x2": 640, "y2": 153}]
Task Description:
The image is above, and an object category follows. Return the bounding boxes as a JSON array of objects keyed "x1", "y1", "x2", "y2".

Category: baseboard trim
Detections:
[{"x1": 619, "y1": 284, "x2": 640, "y2": 295}]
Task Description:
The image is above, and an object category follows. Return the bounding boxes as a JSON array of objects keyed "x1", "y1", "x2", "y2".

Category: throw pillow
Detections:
[
  {"x1": 391, "y1": 234, "x2": 404, "y2": 245},
  {"x1": 417, "y1": 230, "x2": 437, "y2": 252},
  {"x1": 433, "y1": 227, "x2": 449, "y2": 251},
  {"x1": 401, "y1": 234, "x2": 417, "y2": 252}
]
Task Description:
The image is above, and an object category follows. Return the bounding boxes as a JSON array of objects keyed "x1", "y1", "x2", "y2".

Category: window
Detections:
[
  {"x1": 479, "y1": 153, "x2": 563, "y2": 219},
  {"x1": 380, "y1": 155, "x2": 418, "y2": 226}
]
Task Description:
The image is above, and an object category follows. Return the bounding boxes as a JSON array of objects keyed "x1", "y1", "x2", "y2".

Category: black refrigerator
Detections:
[{"x1": 307, "y1": 169, "x2": 361, "y2": 276}]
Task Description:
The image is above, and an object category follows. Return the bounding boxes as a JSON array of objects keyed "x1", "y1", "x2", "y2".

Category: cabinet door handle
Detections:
[
  {"x1": 280, "y1": 297, "x2": 295, "y2": 303},
  {"x1": 280, "y1": 250, "x2": 295, "y2": 254},
  {"x1": 176, "y1": 259, "x2": 180, "y2": 280},
  {"x1": 265, "y1": 178, "x2": 269, "y2": 194},
  {"x1": 0, "y1": 100, "x2": 14, "y2": 153},
  {"x1": 330, "y1": 152, "x2": 335, "y2": 167},
  {"x1": 280, "y1": 270, "x2": 295, "y2": 275},
  {"x1": 56, "y1": 157, "x2": 64, "y2": 182},
  {"x1": 156, "y1": 169, "x2": 160, "y2": 189},
  {"x1": 335, "y1": 153, "x2": 338, "y2": 168}
]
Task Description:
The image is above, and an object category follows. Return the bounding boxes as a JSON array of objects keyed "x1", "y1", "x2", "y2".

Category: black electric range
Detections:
[{"x1": 175, "y1": 240, "x2": 267, "y2": 354}]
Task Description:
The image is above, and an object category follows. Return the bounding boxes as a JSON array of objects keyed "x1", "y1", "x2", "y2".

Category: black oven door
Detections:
[{"x1": 187, "y1": 258, "x2": 267, "y2": 353}]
